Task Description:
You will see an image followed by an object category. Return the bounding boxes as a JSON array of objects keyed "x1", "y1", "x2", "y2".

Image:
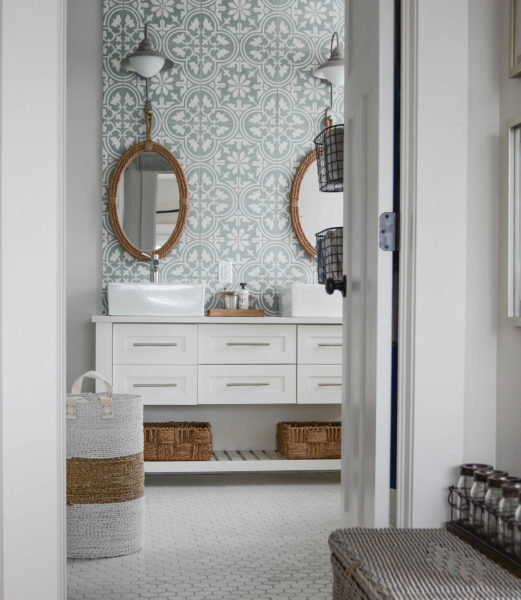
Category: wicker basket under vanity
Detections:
[
  {"x1": 144, "y1": 422, "x2": 212, "y2": 461},
  {"x1": 277, "y1": 422, "x2": 341, "y2": 460}
]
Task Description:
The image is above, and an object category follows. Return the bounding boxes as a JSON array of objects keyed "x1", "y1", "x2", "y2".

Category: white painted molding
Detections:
[
  {"x1": 396, "y1": 0, "x2": 468, "y2": 527},
  {"x1": 507, "y1": 112, "x2": 521, "y2": 319},
  {"x1": 0, "y1": 13, "x2": 3, "y2": 594},
  {"x1": 1, "y1": 0, "x2": 67, "y2": 597},
  {"x1": 341, "y1": 0, "x2": 394, "y2": 528},
  {"x1": 396, "y1": 0, "x2": 418, "y2": 529},
  {"x1": 57, "y1": 0, "x2": 68, "y2": 593}
]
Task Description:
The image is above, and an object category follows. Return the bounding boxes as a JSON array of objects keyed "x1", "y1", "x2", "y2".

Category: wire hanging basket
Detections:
[
  {"x1": 316, "y1": 227, "x2": 343, "y2": 285},
  {"x1": 313, "y1": 124, "x2": 344, "y2": 192}
]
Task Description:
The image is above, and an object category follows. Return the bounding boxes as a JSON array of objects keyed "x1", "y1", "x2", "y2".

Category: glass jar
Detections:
[
  {"x1": 498, "y1": 481, "x2": 521, "y2": 553},
  {"x1": 456, "y1": 463, "x2": 493, "y2": 524},
  {"x1": 484, "y1": 474, "x2": 509, "y2": 541},
  {"x1": 469, "y1": 468, "x2": 504, "y2": 532},
  {"x1": 514, "y1": 493, "x2": 521, "y2": 560}
]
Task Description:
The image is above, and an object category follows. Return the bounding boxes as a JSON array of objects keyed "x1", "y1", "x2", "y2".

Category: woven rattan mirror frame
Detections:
[
  {"x1": 290, "y1": 150, "x2": 317, "y2": 258},
  {"x1": 108, "y1": 134, "x2": 189, "y2": 261}
]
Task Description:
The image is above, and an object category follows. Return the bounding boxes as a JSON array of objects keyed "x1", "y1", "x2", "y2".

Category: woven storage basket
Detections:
[
  {"x1": 329, "y1": 528, "x2": 521, "y2": 599},
  {"x1": 66, "y1": 371, "x2": 144, "y2": 559},
  {"x1": 277, "y1": 422, "x2": 341, "y2": 459},
  {"x1": 144, "y1": 422, "x2": 212, "y2": 461}
]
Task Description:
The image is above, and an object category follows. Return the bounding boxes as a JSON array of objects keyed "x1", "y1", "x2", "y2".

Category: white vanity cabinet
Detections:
[
  {"x1": 199, "y1": 324, "x2": 297, "y2": 364},
  {"x1": 198, "y1": 324, "x2": 297, "y2": 404},
  {"x1": 297, "y1": 325, "x2": 342, "y2": 404},
  {"x1": 112, "y1": 324, "x2": 198, "y2": 406},
  {"x1": 93, "y1": 316, "x2": 342, "y2": 473}
]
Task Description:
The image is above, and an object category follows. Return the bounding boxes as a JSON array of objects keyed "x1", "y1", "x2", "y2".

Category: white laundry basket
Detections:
[{"x1": 66, "y1": 371, "x2": 144, "y2": 559}]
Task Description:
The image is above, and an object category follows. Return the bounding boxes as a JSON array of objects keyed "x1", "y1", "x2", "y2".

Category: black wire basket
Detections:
[
  {"x1": 447, "y1": 485, "x2": 521, "y2": 574},
  {"x1": 314, "y1": 124, "x2": 344, "y2": 192},
  {"x1": 316, "y1": 227, "x2": 343, "y2": 285}
]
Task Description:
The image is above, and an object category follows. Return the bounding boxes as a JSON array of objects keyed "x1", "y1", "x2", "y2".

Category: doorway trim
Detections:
[
  {"x1": 1, "y1": 0, "x2": 67, "y2": 597},
  {"x1": 395, "y1": 0, "x2": 418, "y2": 529},
  {"x1": 395, "y1": 0, "x2": 470, "y2": 528}
]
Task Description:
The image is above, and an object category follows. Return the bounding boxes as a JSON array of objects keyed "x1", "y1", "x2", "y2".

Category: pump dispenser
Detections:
[{"x1": 238, "y1": 283, "x2": 249, "y2": 310}]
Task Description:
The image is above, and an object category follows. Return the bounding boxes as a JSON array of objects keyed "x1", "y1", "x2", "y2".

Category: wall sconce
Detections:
[
  {"x1": 121, "y1": 24, "x2": 175, "y2": 139},
  {"x1": 314, "y1": 32, "x2": 345, "y2": 88},
  {"x1": 313, "y1": 32, "x2": 344, "y2": 193},
  {"x1": 121, "y1": 24, "x2": 173, "y2": 79}
]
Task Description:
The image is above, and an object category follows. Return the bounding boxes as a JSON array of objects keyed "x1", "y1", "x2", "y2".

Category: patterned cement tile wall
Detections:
[{"x1": 102, "y1": 0, "x2": 344, "y2": 314}]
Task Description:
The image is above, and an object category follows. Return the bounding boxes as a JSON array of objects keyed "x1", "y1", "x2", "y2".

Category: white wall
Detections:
[
  {"x1": 1, "y1": 0, "x2": 66, "y2": 597},
  {"x1": 463, "y1": 0, "x2": 500, "y2": 464},
  {"x1": 497, "y1": 0, "x2": 521, "y2": 475},
  {"x1": 66, "y1": 0, "x2": 102, "y2": 390}
]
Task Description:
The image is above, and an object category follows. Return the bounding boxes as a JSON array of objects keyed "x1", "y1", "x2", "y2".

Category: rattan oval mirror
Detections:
[
  {"x1": 290, "y1": 150, "x2": 343, "y2": 258},
  {"x1": 108, "y1": 113, "x2": 188, "y2": 261}
]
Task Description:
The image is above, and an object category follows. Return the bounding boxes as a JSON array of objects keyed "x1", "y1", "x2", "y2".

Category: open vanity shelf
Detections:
[
  {"x1": 145, "y1": 450, "x2": 341, "y2": 474},
  {"x1": 94, "y1": 315, "x2": 343, "y2": 474}
]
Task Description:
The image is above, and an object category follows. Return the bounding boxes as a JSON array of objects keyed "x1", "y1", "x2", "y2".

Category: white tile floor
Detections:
[{"x1": 67, "y1": 472, "x2": 341, "y2": 600}]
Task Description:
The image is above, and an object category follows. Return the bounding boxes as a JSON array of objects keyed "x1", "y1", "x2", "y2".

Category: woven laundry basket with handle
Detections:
[{"x1": 66, "y1": 371, "x2": 144, "y2": 559}]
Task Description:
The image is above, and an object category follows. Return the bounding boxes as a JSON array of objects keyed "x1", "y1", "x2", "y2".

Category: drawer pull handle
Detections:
[
  {"x1": 226, "y1": 342, "x2": 270, "y2": 347},
  {"x1": 317, "y1": 343, "x2": 342, "y2": 347},
  {"x1": 317, "y1": 383, "x2": 342, "y2": 387},
  {"x1": 132, "y1": 383, "x2": 178, "y2": 388},
  {"x1": 226, "y1": 382, "x2": 270, "y2": 387},
  {"x1": 132, "y1": 342, "x2": 178, "y2": 347}
]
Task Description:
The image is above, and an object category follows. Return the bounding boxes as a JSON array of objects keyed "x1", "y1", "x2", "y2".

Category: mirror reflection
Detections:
[
  {"x1": 117, "y1": 152, "x2": 180, "y2": 252},
  {"x1": 299, "y1": 165, "x2": 343, "y2": 244},
  {"x1": 291, "y1": 152, "x2": 343, "y2": 257}
]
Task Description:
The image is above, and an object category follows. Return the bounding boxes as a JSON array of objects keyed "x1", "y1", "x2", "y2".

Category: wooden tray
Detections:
[{"x1": 207, "y1": 308, "x2": 264, "y2": 317}]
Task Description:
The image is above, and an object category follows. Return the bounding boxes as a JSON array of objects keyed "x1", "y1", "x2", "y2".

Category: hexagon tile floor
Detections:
[{"x1": 67, "y1": 472, "x2": 341, "y2": 600}]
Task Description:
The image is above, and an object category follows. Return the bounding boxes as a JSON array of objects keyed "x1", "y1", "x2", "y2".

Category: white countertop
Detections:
[{"x1": 92, "y1": 315, "x2": 343, "y2": 324}]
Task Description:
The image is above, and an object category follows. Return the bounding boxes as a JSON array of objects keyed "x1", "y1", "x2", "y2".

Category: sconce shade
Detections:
[
  {"x1": 313, "y1": 32, "x2": 345, "y2": 87},
  {"x1": 121, "y1": 25, "x2": 174, "y2": 78}
]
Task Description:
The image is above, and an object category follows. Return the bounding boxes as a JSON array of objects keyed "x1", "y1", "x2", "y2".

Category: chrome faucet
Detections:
[
  {"x1": 142, "y1": 252, "x2": 160, "y2": 282},
  {"x1": 150, "y1": 252, "x2": 159, "y2": 283}
]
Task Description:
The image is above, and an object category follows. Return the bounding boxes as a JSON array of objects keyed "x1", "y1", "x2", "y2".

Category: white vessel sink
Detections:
[
  {"x1": 279, "y1": 283, "x2": 342, "y2": 318},
  {"x1": 108, "y1": 282, "x2": 205, "y2": 316}
]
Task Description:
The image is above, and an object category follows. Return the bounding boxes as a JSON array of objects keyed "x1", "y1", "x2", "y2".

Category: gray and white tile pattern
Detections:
[
  {"x1": 68, "y1": 472, "x2": 341, "y2": 599},
  {"x1": 102, "y1": 0, "x2": 344, "y2": 314}
]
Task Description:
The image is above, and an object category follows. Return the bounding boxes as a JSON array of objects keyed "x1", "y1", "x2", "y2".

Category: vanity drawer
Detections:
[
  {"x1": 113, "y1": 365, "x2": 197, "y2": 405},
  {"x1": 198, "y1": 325, "x2": 296, "y2": 364},
  {"x1": 113, "y1": 324, "x2": 197, "y2": 365},
  {"x1": 198, "y1": 365, "x2": 296, "y2": 404},
  {"x1": 297, "y1": 365, "x2": 342, "y2": 404},
  {"x1": 297, "y1": 325, "x2": 343, "y2": 364}
]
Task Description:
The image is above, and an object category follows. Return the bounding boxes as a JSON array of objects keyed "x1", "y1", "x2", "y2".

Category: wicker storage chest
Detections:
[
  {"x1": 66, "y1": 371, "x2": 144, "y2": 559},
  {"x1": 144, "y1": 422, "x2": 212, "y2": 461},
  {"x1": 276, "y1": 421, "x2": 341, "y2": 459},
  {"x1": 329, "y1": 528, "x2": 521, "y2": 599}
]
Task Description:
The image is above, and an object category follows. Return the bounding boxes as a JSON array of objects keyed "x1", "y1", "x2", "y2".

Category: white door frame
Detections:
[
  {"x1": 341, "y1": 0, "x2": 394, "y2": 528},
  {"x1": 342, "y1": 0, "x2": 470, "y2": 529},
  {"x1": 395, "y1": 0, "x2": 418, "y2": 529},
  {"x1": 1, "y1": 0, "x2": 67, "y2": 598},
  {"x1": 396, "y1": 0, "x2": 469, "y2": 527}
]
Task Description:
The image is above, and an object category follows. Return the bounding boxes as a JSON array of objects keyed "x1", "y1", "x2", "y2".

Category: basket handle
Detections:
[{"x1": 71, "y1": 371, "x2": 113, "y2": 395}]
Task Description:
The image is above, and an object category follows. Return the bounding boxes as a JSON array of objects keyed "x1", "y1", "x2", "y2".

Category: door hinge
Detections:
[{"x1": 379, "y1": 212, "x2": 398, "y2": 251}]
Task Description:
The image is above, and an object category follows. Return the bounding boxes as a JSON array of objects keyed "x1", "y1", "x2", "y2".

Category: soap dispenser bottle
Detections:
[{"x1": 238, "y1": 283, "x2": 249, "y2": 310}]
